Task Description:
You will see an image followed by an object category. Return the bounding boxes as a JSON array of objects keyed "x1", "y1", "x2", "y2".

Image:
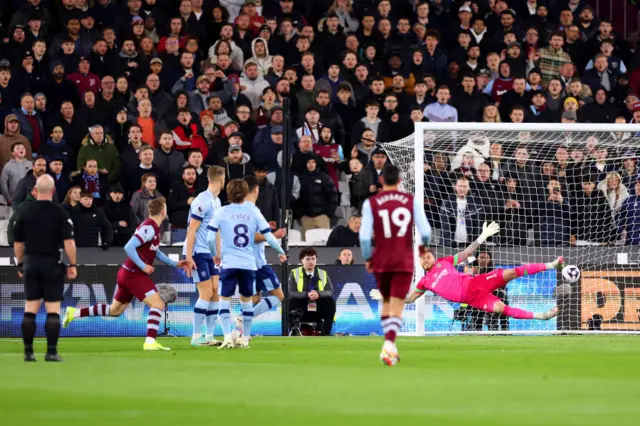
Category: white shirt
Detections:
[{"x1": 454, "y1": 198, "x2": 468, "y2": 243}]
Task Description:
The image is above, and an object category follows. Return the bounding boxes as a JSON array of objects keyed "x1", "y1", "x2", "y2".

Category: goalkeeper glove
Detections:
[{"x1": 476, "y1": 221, "x2": 500, "y2": 244}]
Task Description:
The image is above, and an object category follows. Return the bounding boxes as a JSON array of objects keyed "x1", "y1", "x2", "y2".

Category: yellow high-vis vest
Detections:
[{"x1": 293, "y1": 267, "x2": 327, "y2": 292}]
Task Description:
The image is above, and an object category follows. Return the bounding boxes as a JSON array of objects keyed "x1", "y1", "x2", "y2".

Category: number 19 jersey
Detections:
[
  {"x1": 208, "y1": 202, "x2": 271, "y2": 271},
  {"x1": 364, "y1": 190, "x2": 415, "y2": 273}
]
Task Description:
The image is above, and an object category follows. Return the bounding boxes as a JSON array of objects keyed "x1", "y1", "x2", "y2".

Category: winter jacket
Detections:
[
  {"x1": 326, "y1": 225, "x2": 359, "y2": 248},
  {"x1": 350, "y1": 119, "x2": 390, "y2": 148},
  {"x1": 122, "y1": 165, "x2": 168, "y2": 199},
  {"x1": 423, "y1": 48, "x2": 448, "y2": 81},
  {"x1": 69, "y1": 204, "x2": 113, "y2": 248},
  {"x1": 130, "y1": 189, "x2": 170, "y2": 232},
  {"x1": 349, "y1": 170, "x2": 374, "y2": 212},
  {"x1": 13, "y1": 109, "x2": 44, "y2": 153},
  {"x1": 172, "y1": 123, "x2": 209, "y2": 159},
  {"x1": 208, "y1": 39, "x2": 245, "y2": 71},
  {"x1": 536, "y1": 199, "x2": 571, "y2": 247},
  {"x1": 76, "y1": 134, "x2": 121, "y2": 184},
  {"x1": 247, "y1": 38, "x2": 273, "y2": 77},
  {"x1": 253, "y1": 133, "x2": 284, "y2": 171},
  {"x1": 440, "y1": 196, "x2": 483, "y2": 247},
  {"x1": 40, "y1": 137, "x2": 75, "y2": 170},
  {"x1": 0, "y1": 115, "x2": 32, "y2": 173},
  {"x1": 239, "y1": 71, "x2": 271, "y2": 109},
  {"x1": 572, "y1": 189, "x2": 617, "y2": 243},
  {"x1": 452, "y1": 90, "x2": 488, "y2": 123},
  {"x1": 102, "y1": 198, "x2": 136, "y2": 247},
  {"x1": 255, "y1": 177, "x2": 280, "y2": 224},
  {"x1": 618, "y1": 195, "x2": 640, "y2": 245},
  {"x1": 167, "y1": 181, "x2": 198, "y2": 229},
  {"x1": 49, "y1": 171, "x2": 70, "y2": 202},
  {"x1": 317, "y1": 103, "x2": 346, "y2": 148},
  {"x1": 297, "y1": 170, "x2": 338, "y2": 219},
  {"x1": 71, "y1": 171, "x2": 110, "y2": 207},
  {"x1": 171, "y1": 79, "x2": 233, "y2": 116},
  {"x1": 580, "y1": 101, "x2": 618, "y2": 124},
  {"x1": 583, "y1": 68, "x2": 618, "y2": 94},
  {"x1": 0, "y1": 159, "x2": 32, "y2": 204},
  {"x1": 154, "y1": 147, "x2": 187, "y2": 182},
  {"x1": 12, "y1": 170, "x2": 59, "y2": 212}
]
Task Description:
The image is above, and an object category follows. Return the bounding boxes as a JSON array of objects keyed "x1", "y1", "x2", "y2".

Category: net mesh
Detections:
[{"x1": 384, "y1": 125, "x2": 640, "y2": 334}]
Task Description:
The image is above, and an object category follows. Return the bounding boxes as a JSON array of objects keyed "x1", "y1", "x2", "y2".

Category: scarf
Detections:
[{"x1": 82, "y1": 172, "x2": 101, "y2": 199}]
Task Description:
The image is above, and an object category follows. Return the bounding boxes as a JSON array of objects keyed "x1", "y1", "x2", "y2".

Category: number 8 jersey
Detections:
[
  {"x1": 361, "y1": 190, "x2": 417, "y2": 273},
  {"x1": 208, "y1": 201, "x2": 271, "y2": 271}
]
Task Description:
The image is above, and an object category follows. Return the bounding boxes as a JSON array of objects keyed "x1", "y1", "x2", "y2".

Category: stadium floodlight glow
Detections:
[{"x1": 384, "y1": 122, "x2": 640, "y2": 336}]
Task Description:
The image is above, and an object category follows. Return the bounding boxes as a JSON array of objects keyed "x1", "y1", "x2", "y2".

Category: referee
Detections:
[{"x1": 13, "y1": 175, "x2": 77, "y2": 362}]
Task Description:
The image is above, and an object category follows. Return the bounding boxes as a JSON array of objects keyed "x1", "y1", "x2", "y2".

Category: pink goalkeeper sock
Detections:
[
  {"x1": 514, "y1": 263, "x2": 547, "y2": 277},
  {"x1": 503, "y1": 306, "x2": 534, "y2": 319}
]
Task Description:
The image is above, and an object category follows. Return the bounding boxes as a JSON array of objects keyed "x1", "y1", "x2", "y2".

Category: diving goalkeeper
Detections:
[{"x1": 372, "y1": 222, "x2": 560, "y2": 320}]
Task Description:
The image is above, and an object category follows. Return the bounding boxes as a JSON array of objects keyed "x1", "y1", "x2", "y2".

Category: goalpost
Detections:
[{"x1": 384, "y1": 122, "x2": 640, "y2": 335}]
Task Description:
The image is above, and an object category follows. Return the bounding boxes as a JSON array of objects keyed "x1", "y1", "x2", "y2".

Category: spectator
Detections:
[
  {"x1": 618, "y1": 179, "x2": 640, "y2": 245},
  {"x1": 102, "y1": 184, "x2": 135, "y2": 247},
  {"x1": 130, "y1": 172, "x2": 169, "y2": 232},
  {"x1": 185, "y1": 149, "x2": 208, "y2": 192},
  {"x1": 171, "y1": 108, "x2": 209, "y2": 159},
  {"x1": 253, "y1": 124, "x2": 285, "y2": 171},
  {"x1": 440, "y1": 176, "x2": 482, "y2": 247},
  {"x1": 253, "y1": 163, "x2": 280, "y2": 226},
  {"x1": 125, "y1": 145, "x2": 168, "y2": 197},
  {"x1": 70, "y1": 191, "x2": 113, "y2": 249},
  {"x1": 423, "y1": 85, "x2": 457, "y2": 122},
  {"x1": 527, "y1": 90, "x2": 554, "y2": 122},
  {"x1": 350, "y1": 100, "x2": 389, "y2": 148},
  {"x1": 288, "y1": 247, "x2": 336, "y2": 336},
  {"x1": 168, "y1": 165, "x2": 199, "y2": 242},
  {"x1": 39, "y1": 125, "x2": 75, "y2": 170},
  {"x1": 62, "y1": 185, "x2": 81, "y2": 214},
  {"x1": 499, "y1": 77, "x2": 530, "y2": 122},
  {"x1": 240, "y1": 60, "x2": 270, "y2": 110},
  {"x1": 291, "y1": 135, "x2": 326, "y2": 176},
  {"x1": 453, "y1": 73, "x2": 487, "y2": 122},
  {"x1": 77, "y1": 124, "x2": 121, "y2": 184},
  {"x1": 571, "y1": 174, "x2": 616, "y2": 246},
  {"x1": 348, "y1": 157, "x2": 375, "y2": 213},
  {"x1": 499, "y1": 173, "x2": 529, "y2": 246},
  {"x1": 153, "y1": 131, "x2": 185, "y2": 182},
  {"x1": 580, "y1": 88, "x2": 617, "y2": 123},
  {"x1": 507, "y1": 146, "x2": 536, "y2": 195},
  {"x1": 70, "y1": 157, "x2": 110, "y2": 207},
  {"x1": 67, "y1": 56, "x2": 100, "y2": 98},
  {"x1": 48, "y1": 157, "x2": 70, "y2": 201},
  {"x1": 535, "y1": 178, "x2": 571, "y2": 246},
  {"x1": 534, "y1": 30, "x2": 572, "y2": 85},
  {"x1": 326, "y1": 214, "x2": 361, "y2": 247},
  {"x1": 295, "y1": 104, "x2": 323, "y2": 142},
  {"x1": 297, "y1": 158, "x2": 337, "y2": 236},
  {"x1": 12, "y1": 156, "x2": 51, "y2": 210},
  {"x1": 0, "y1": 114, "x2": 31, "y2": 172},
  {"x1": 597, "y1": 172, "x2": 630, "y2": 220},
  {"x1": 14, "y1": 93, "x2": 44, "y2": 153},
  {"x1": 335, "y1": 247, "x2": 354, "y2": 265},
  {"x1": 313, "y1": 127, "x2": 344, "y2": 188},
  {"x1": 0, "y1": 142, "x2": 32, "y2": 205},
  {"x1": 367, "y1": 147, "x2": 389, "y2": 193},
  {"x1": 583, "y1": 54, "x2": 617, "y2": 94}
]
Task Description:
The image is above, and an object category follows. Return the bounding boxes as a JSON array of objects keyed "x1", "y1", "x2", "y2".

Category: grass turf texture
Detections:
[{"x1": 1, "y1": 336, "x2": 639, "y2": 426}]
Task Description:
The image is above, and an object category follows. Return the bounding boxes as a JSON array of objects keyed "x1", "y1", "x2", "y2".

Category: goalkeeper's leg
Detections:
[
  {"x1": 63, "y1": 299, "x2": 128, "y2": 328},
  {"x1": 492, "y1": 301, "x2": 558, "y2": 321},
  {"x1": 501, "y1": 257, "x2": 564, "y2": 287}
]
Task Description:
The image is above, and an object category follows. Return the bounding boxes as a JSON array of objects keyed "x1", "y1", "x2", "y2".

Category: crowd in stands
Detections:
[{"x1": 0, "y1": 0, "x2": 638, "y2": 250}]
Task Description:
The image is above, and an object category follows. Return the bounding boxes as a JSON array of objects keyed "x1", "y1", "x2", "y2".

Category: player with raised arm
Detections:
[
  {"x1": 359, "y1": 165, "x2": 432, "y2": 367},
  {"x1": 63, "y1": 197, "x2": 193, "y2": 350},
  {"x1": 372, "y1": 222, "x2": 561, "y2": 322},
  {"x1": 230, "y1": 176, "x2": 287, "y2": 344},
  {"x1": 184, "y1": 165, "x2": 225, "y2": 346},
  {"x1": 208, "y1": 179, "x2": 287, "y2": 349}
]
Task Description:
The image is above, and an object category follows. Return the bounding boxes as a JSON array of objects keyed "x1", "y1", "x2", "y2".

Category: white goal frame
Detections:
[{"x1": 406, "y1": 122, "x2": 640, "y2": 336}]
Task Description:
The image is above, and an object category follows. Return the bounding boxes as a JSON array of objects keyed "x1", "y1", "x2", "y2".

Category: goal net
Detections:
[{"x1": 383, "y1": 122, "x2": 640, "y2": 335}]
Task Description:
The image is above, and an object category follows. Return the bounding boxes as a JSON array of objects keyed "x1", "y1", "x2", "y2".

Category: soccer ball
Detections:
[{"x1": 561, "y1": 265, "x2": 581, "y2": 283}]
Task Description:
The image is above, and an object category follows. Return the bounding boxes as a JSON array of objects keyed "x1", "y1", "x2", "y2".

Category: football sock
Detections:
[
  {"x1": 205, "y1": 301, "x2": 219, "y2": 338},
  {"x1": 381, "y1": 316, "x2": 402, "y2": 344},
  {"x1": 253, "y1": 296, "x2": 280, "y2": 317},
  {"x1": 514, "y1": 264, "x2": 548, "y2": 277},
  {"x1": 22, "y1": 312, "x2": 36, "y2": 354},
  {"x1": 77, "y1": 304, "x2": 110, "y2": 318},
  {"x1": 45, "y1": 313, "x2": 60, "y2": 354},
  {"x1": 146, "y1": 308, "x2": 162, "y2": 343},
  {"x1": 502, "y1": 306, "x2": 534, "y2": 319},
  {"x1": 192, "y1": 299, "x2": 208, "y2": 338},
  {"x1": 241, "y1": 302, "x2": 254, "y2": 338},
  {"x1": 218, "y1": 300, "x2": 232, "y2": 336}
]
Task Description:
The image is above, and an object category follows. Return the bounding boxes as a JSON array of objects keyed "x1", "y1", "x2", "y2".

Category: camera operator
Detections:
[{"x1": 288, "y1": 247, "x2": 336, "y2": 335}]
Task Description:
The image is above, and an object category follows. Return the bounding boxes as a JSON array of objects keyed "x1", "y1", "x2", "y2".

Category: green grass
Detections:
[{"x1": 1, "y1": 336, "x2": 639, "y2": 426}]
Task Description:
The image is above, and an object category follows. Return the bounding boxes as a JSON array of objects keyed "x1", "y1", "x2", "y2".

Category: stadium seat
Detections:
[
  {"x1": 288, "y1": 229, "x2": 304, "y2": 246},
  {"x1": 305, "y1": 229, "x2": 332, "y2": 246}
]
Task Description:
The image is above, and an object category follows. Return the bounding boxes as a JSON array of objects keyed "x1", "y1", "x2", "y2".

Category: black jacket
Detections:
[
  {"x1": 452, "y1": 89, "x2": 488, "y2": 122},
  {"x1": 153, "y1": 147, "x2": 186, "y2": 183},
  {"x1": 571, "y1": 189, "x2": 617, "y2": 243},
  {"x1": 499, "y1": 90, "x2": 531, "y2": 122},
  {"x1": 123, "y1": 165, "x2": 168, "y2": 198},
  {"x1": 580, "y1": 101, "x2": 618, "y2": 124},
  {"x1": 70, "y1": 204, "x2": 113, "y2": 248},
  {"x1": 102, "y1": 199, "x2": 136, "y2": 247},
  {"x1": 70, "y1": 171, "x2": 110, "y2": 207},
  {"x1": 297, "y1": 170, "x2": 338, "y2": 218},
  {"x1": 167, "y1": 181, "x2": 198, "y2": 229},
  {"x1": 326, "y1": 225, "x2": 359, "y2": 247},
  {"x1": 255, "y1": 177, "x2": 280, "y2": 224}
]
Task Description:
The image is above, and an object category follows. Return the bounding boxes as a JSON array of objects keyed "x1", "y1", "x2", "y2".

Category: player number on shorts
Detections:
[
  {"x1": 233, "y1": 224, "x2": 250, "y2": 247},
  {"x1": 378, "y1": 207, "x2": 411, "y2": 238}
]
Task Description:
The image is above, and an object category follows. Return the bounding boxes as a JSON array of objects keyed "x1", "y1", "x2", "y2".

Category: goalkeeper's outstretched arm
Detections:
[{"x1": 455, "y1": 221, "x2": 500, "y2": 265}]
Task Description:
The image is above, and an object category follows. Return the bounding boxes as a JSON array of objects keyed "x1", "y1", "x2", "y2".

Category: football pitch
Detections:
[{"x1": 0, "y1": 336, "x2": 638, "y2": 426}]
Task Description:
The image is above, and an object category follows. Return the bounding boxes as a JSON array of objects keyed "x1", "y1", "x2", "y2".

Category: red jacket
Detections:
[
  {"x1": 67, "y1": 71, "x2": 101, "y2": 96},
  {"x1": 172, "y1": 124, "x2": 209, "y2": 159}
]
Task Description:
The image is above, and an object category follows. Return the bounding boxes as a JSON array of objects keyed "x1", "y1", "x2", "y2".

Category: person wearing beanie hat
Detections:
[{"x1": 102, "y1": 182, "x2": 136, "y2": 247}]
